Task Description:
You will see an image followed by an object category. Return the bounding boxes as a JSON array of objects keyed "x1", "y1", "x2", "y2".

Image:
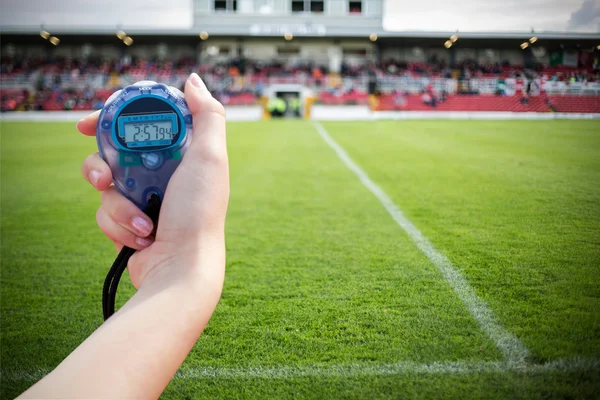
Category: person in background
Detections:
[
  {"x1": 421, "y1": 90, "x2": 432, "y2": 106},
  {"x1": 255, "y1": 80, "x2": 264, "y2": 97},
  {"x1": 393, "y1": 90, "x2": 406, "y2": 110},
  {"x1": 64, "y1": 97, "x2": 75, "y2": 110},
  {"x1": 312, "y1": 66, "x2": 323, "y2": 87},
  {"x1": 426, "y1": 84, "x2": 437, "y2": 108},
  {"x1": 288, "y1": 96, "x2": 302, "y2": 117},
  {"x1": 267, "y1": 96, "x2": 287, "y2": 118}
]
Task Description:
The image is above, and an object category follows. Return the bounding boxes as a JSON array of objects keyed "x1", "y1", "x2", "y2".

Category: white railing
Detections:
[
  {"x1": 0, "y1": 72, "x2": 37, "y2": 89},
  {"x1": 119, "y1": 73, "x2": 188, "y2": 89},
  {"x1": 1, "y1": 72, "x2": 106, "y2": 89},
  {"x1": 457, "y1": 78, "x2": 600, "y2": 96},
  {"x1": 377, "y1": 76, "x2": 458, "y2": 94},
  {"x1": 2, "y1": 72, "x2": 600, "y2": 96},
  {"x1": 544, "y1": 81, "x2": 600, "y2": 95}
]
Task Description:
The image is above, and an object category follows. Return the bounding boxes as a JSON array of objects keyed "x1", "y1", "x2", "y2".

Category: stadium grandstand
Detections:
[
  {"x1": 3, "y1": 2, "x2": 600, "y2": 399},
  {"x1": 1, "y1": 0, "x2": 600, "y2": 115}
]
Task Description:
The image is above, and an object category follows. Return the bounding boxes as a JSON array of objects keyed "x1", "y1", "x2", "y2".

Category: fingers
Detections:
[
  {"x1": 96, "y1": 206, "x2": 154, "y2": 251},
  {"x1": 101, "y1": 187, "x2": 154, "y2": 237},
  {"x1": 76, "y1": 110, "x2": 101, "y2": 136},
  {"x1": 82, "y1": 152, "x2": 112, "y2": 190}
]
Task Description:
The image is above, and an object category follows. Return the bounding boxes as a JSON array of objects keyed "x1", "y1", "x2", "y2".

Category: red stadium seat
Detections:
[{"x1": 374, "y1": 94, "x2": 600, "y2": 113}]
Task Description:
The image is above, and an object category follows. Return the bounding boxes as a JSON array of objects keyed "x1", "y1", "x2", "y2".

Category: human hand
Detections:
[
  {"x1": 77, "y1": 73, "x2": 229, "y2": 292},
  {"x1": 18, "y1": 77, "x2": 228, "y2": 398}
]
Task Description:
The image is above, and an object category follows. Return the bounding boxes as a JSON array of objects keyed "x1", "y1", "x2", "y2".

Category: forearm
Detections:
[{"x1": 20, "y1": 241, "x2": 224, "y2": 399}]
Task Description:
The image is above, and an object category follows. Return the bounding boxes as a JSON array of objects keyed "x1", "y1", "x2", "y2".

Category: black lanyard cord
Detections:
[{"x1": 102, "y1": 194, "x2": 162, "y2": 321}]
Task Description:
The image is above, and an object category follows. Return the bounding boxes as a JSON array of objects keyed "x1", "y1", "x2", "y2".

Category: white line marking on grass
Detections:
[
  {"x1": 4, "y1": 358, "x2": 599, "y2": 381},
  {"x1": 175, "y1": 357, "x2": 599, "y2": 379},
  {"x1": 312, "y1": 121, "x2": 530, "y2": 363}
]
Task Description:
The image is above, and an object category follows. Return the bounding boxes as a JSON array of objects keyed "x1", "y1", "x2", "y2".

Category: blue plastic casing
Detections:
[{"x1": 96, "y1": 81, "x2": 192, "y2": 209}]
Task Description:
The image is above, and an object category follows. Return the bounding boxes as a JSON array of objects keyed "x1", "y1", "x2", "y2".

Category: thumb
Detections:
[
  {"x1": 165, "y1": 73, "x2": 229, "y2": 234},
  {"x1": 183, "y1": 73, "x2": 227, "y2": 162}
]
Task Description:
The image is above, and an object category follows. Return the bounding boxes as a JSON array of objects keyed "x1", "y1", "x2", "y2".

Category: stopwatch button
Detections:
[
  {"x1": 125, "y1": 178, "x2": 136, "y2": 189},
  {"x1": 169, "y1": 86, "x2": 184, "y2": 97},
  {"x1": 104, "y1": 89, "x2": 122, "y2": 106},
  {"x1": 133, "y1": 80, "x2": 157, "y2": 87},
  {"x1": 141, "y1": 152, "x2": 163, "y2": 170}
]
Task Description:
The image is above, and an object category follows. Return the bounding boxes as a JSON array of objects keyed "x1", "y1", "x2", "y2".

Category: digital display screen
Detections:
[
  {"x1": 124, "y1": 121, "x2": 173, "y2": 146},
  {"x1": 117, "y1": 113, "x2": 178, "y2": 149}
]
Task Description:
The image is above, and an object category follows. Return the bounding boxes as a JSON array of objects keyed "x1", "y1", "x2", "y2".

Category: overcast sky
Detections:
[
  {"x1": 385, "y1": 0, "x2": 599, "y2": 33},
  {"x1": 0, "y1": 0, "x2": 598, "y2": 33}
]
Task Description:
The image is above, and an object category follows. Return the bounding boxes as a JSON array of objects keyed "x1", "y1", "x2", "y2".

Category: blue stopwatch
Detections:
[{"x1": 96, "y1": 81, "x2": 192, "y2": 209}]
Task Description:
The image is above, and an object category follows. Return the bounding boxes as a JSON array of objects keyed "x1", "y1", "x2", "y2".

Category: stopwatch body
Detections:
[{"x1": 96, "y1": 81, "x2": 192, "y2": 209}]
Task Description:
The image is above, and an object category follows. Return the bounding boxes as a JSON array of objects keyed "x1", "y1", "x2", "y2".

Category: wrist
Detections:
[{"x1": 134, "y1": 234, "x2": 225, "y2": 304}]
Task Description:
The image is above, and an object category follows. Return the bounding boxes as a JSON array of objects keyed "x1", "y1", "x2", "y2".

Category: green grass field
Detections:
[{"x1": 1, "y1": 119, "x2": 600, "y2": 398}]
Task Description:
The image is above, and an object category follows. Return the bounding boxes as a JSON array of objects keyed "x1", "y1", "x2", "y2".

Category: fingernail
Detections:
[
  {"x1": 89, "y1": 170, "x2": 101, "y2": 186},
  {"x1": 135, "y1": 236, "x2": 154, "y2": 248},
  {"x1": 190, "y1": 73, "x2": 203, "y2": 88},
  {"x1": 131, "y1": 217, "x2": 152, "y2": 236}
]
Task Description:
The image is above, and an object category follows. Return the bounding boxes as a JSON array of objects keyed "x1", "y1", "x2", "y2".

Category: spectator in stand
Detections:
[
  {"x1": 421, "y1": 91, "x2": 432, "y2": 106},
  {"x1": 64, "y1": 97, "x2": 76, "y2": 110},
  {"x1": 255, "y1": 81, "x2": 264, "y2": 97},
  {"x1": 4, "y1": 98, "x2": 18, "y2": 111},
  {"x1": 228, "y1": 65, "x2": 239, "y2": 77},
  {"x1": 312, "y1": 67, "x2": 323, "y2": 86},
  {"x1": 1, "y1": 89, "x2": 28, "y2": 112},
  {"x1": 426, "y1": 84, "x2": 436, "y2": 107},
  {"x1": 393, "y1": 90, "x2": 406, "y2": 109}
]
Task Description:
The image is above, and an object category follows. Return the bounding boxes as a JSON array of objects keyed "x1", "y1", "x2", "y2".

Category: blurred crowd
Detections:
[
  {"x1": 2, "y1": 55, "x2": 599, "y2": 112},
  {"x1": 378, "y1": 57, "x2": 598, "y2": 82},
  {"x1": 4, "y1": 54, "x2": 597, "y2": 80}
]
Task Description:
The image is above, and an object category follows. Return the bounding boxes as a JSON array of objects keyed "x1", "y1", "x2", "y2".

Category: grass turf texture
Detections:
[{"x1": 1, "y1": 120, "x2": 599, "y2": 398}]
